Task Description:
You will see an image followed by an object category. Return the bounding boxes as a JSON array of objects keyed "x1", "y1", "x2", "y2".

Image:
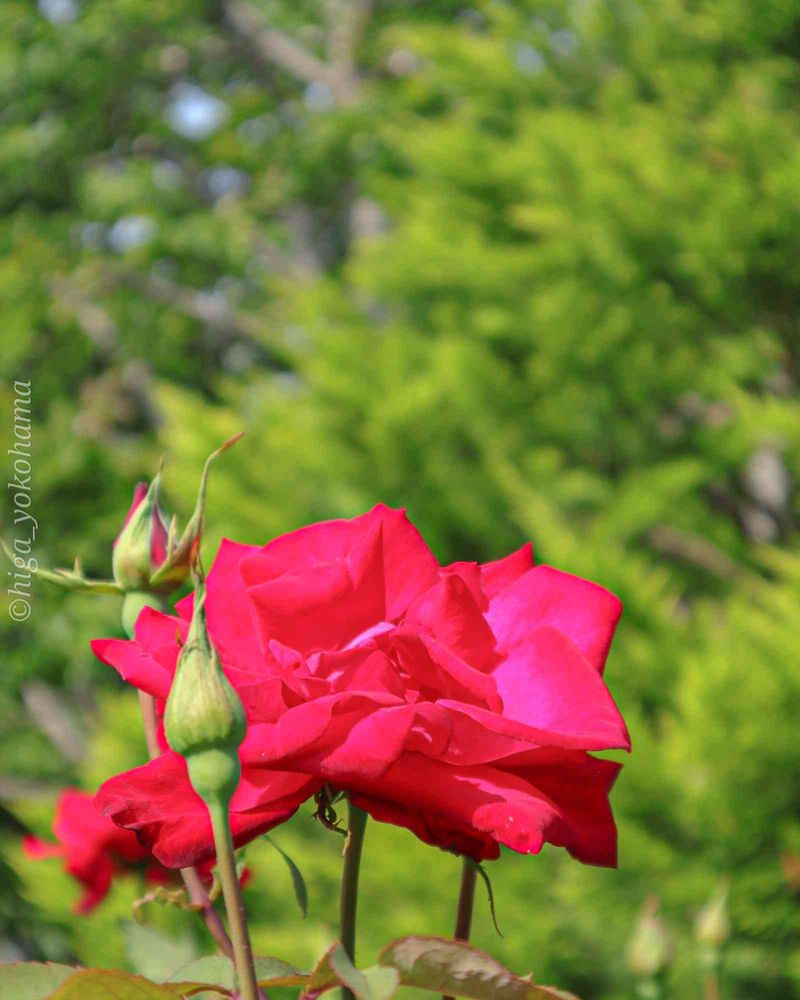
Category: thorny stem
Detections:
[
  {"x1": 209, "y1": 799, "x2": 260, "y2": 1000},
  {"x1": 339, "y1": 800, "x2": 368, "y2": 1000},
  {"x1": 443, "y1": 858, "x2": 477, "y2": 1000}
]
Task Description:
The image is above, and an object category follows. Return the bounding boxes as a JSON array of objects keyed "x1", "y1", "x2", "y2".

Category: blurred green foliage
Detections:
[{"x1": 1, "y1": 0, "x2": 799, "y2": 996}]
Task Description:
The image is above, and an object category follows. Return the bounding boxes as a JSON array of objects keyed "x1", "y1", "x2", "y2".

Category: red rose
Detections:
[
  {"x1": 24, "y1": 789, "x2": 246, "y2": 913},
  {"x1": 24, "y1": 788, "x2": 181, "y2": 913},
  {"x1": 95, "y1": 505, "x2": 628, "y2": 869}
]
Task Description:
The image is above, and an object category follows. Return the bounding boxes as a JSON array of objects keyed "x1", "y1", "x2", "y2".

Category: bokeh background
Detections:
[{"x1": 1, "y1": 0, "x2": 800, "y2": 996}]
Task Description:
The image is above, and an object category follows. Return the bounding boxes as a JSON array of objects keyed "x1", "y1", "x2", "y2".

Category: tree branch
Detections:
[
  {"x1": 326, "y1": 0, "x2": 372, "y2": 86},
  {"x1": 646, "y1": 525, "x2": 742, "y2": 582},
  {"x1": 108, "y1": 266, "x2": 259, "y2": 338},
  {"x1": 0, "y1": 777, "x2": 63, "y2": 801},
  {"x1": 224, "y1": 0, "x2": 335, "y2": 87},
  {"x1": 22, "y1": 682, "x2": 87, "y2": 765}
]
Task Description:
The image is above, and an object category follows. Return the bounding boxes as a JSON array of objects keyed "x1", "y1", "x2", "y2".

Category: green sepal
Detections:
[
  {"x1": 149, "y1": 433, "x2": 243, "y2": 592},
  {"x1": 2, "y1": 540, "x2": 122, "y2": 595}
]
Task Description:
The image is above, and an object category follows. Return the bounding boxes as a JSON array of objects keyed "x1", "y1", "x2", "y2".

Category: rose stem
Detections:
[
  {"x1": 135, "y1": 684, "x2": 235, "y2": 958},
  {"x1": 453, "y1": 857, "x2": 477, "y2": 941},
  {"x1": 340, "y1": 800, "x2": 368, "y2": 1000},
  {"x1": 443, "y1": 858, "x2": 477, "y2": 1000},
  {"x1": 208, "y1": 798, "x2": 260, "y2": 1000},
  {"x1": 180, "y1": 865, "x2": 236, "y2": 958},
  {"x1": 138, "y1": 691, "x2": 161, "y2": 759}
]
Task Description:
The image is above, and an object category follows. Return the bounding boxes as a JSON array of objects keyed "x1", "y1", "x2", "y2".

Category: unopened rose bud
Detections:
[
  {"x1": 164, "y1": 580, "x2": 246, "y2": 805},
  {"x1": 627, "y1": 896, "x2": 672, "y2": 979},
  {"x1": 695, "y1": 881, "x2": 730, "y2": 950},
  {"x1": 23, "y1": 435, "x2": 243, "y2": 605},
  {"x1": 112, "y1": 478, "x2": 170, "y2": 592}
]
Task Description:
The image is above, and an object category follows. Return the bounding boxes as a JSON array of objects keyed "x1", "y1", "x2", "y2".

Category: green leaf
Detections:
[
  {"x1": 164, "y1": 957, "x2": 235, "y2": 989},
  {"x1": 302, "y1": 944, "x2": 398, "y2": 1000},
  {"x1": 358, "y1": 966, "x2": 401, "y2": 1000},
  {"x1": 328, "y1": 943, "x2": 373, "y2": 1000},
  {"x1": 378, "y1": 937, "x2": 581, "y2": 1000},
  {"x1": 253, "y1": 956, "x2": 309, "y2": 989},
  {"x1": 303, "y1": 942, "x2": 347, "y2": 999},
  {"x1": 123, "y1": 922, "x2": 198, "y2": 983},
  {"x1": 0, "y1": 962, "x2": 76, "y2": 1000},
  {"x1": 263, "y1": 834, "x2": 309, "y2": 917},
  {"x1": 47, "y1": 969, "x2": 182, "y2": 999},
  {"x1": 165, "y1": 955, "x2": 307, "y2": 994}
]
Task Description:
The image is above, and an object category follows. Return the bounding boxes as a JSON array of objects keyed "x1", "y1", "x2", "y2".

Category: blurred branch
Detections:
[
  {"x1": 646, "y1": 525, "x2": 742, "y2": 582},
  {"x1": 22, "y1": 682, "x2": 87, "y2": 765},
  {"x1": 109, "y1": 266, "x2": 253, "y2": 337},
  {"x1": 0, "y1": 777, "x2": 62, "y2": 801},
  {"x1": 224, "y1": 0, "x2": 337, "y2": 87},
  {"x1": 48, "y1": 277, "x2": 119, "y2": 355},
  {"x1": 326, "y1": 0, "x2": 372, "y2": 92},
  {"x1": 224, "y1": 0, "x2": 369, "y2": 103},
  {"x1": 252, "y1": 232, "x2": 296, "y2": 276},
  {"x1": 105, "y1": 265, "x2": 295, "y2": 369}
]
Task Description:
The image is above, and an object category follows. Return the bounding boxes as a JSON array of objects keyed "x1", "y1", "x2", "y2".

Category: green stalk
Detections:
[
  {"x1": 339, "y1": 800, "x2": 368, "y2": 1000},
  {"x1": 209, "y1": 798, "x2": 259, "y2": 1000}
]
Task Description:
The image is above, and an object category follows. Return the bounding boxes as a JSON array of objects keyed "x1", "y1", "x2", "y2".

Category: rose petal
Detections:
[
  {"x1": 177, "y1": 538, "x2": 264, "y2": 669},
  {"x1": 246, "y1": 692, "x2": 410, "y2": 779},
  {"x1": 403, "y1": 574, "x2": 496, "y2": 670},
  {"x1": 91, "y1": 608, "x2": 187, "y2": 700},
  {"x1": 348, "y1": 750, "x2": 619, "y2": 866},
  {"x1": 372, "y1": 630, "x2": 500, "y2": 710},
  {"x1": 241, "y1": 505, "x2": 440, "y2": 637},
  {"x1": 96, "y1": 751, "x2": 316, "y2": 869},
  {"x1": 311, "y1": 647, "x2": 408, "y2": 699},
  {"x1": 488, "y1": 564, "x2": 621, "y2": 673},
  {"x1": 440, "y1": 561, "x2": 486, "y2": 610},
  {"x1": 244, "y1": 518, "x2": 386, "y2": 654},
  {"x1": 490, "y1": 626, "x2": 629, "y2": 749},
  {"x1": 480, "y1": 543, "x2": 534, "y2": 599},
  {"x1": 22, "y1": 835, "x2": 63, "y2": 860},
  {"x1": 114, "y1": 483, "x2": 148, "y2": 543},
  {"x1": 499, "y1": 749, "x2": 621, "y2": 866}
]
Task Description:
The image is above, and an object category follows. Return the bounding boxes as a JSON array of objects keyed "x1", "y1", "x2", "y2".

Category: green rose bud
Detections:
[
  {"x1": 164, "y1": 580, "x2": 247, "y2": 805},
  {"x1": 695, "y1": 881, "x2": 730, "y2": 950},
  {"x1": 627, "y1": 896, "x2": 672, "y2": 980},
  {"x1": 112, "y1": 477, "x2": 170, "y2": 592}
]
